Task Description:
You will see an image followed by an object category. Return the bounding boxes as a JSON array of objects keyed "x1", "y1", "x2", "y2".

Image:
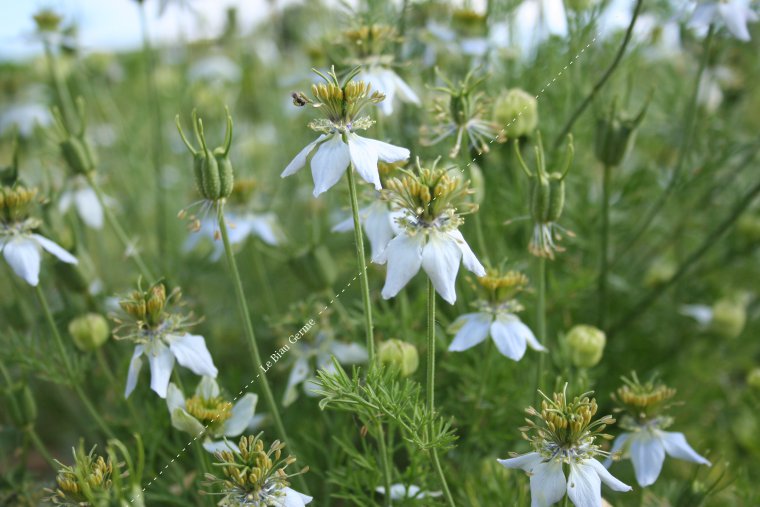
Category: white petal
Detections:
[
  {"x1": 330, "y1": 342, "x2": 369, "y2": 364},
  {"x1": 170, "y1": 407, "x2": 206, "y2": 435},
  {"x1": 690, "y1": 4, "x2": 718, "y2": 28},
  {"x1": 169, "y1": 334, "x2": 218, "y2": 378},
  {"x1": 223, "y1": 393, "x2": 258, "y2": 436},
  {"x1": 630, "y1": 430, "x2": 666, "y2": 487},
  {"x1": 567, "y1": 462, "x2": 602, "y2": 507},
  {"x1": 605, "y1": 433, "x2": 630, "y2": 467},
  {"x1": 447, "y1": 229, "x2": 485, "y2": 276},
  {"x1": 279, "y1": 487, "x2": 313, "y2": 506},
  {"x1": 448, "y1": 313, "x2": 492, "y2": 352},
  {"x1": 660, "y1": 431, "x2": 711, "y2": 466},
  {"x1": 125, "y1": 345, "x2": 144, "y2": 398},
  {"x1": 379, "y1": 233, "x2": 424, "y2": 299},
  {"x1": 247, "y1": 214, "x2": 280, "y2": 246},
  {"x1": 58, "y1": 191, "x2": 74, "y2": 213},
  {"x1": 166, "y1": 382, "x2": 186, "y2": 413},
  {"x1": 347, "y1": 134, "x2": 381, "y2": 190},
  {"x1": 283, "y1": 357, "x2": 311, "y2": 407},
  {"x1": 32, "y1": 234, "x2": 78, "y2": 264},
  {"x1": 2, "y1": 237, "x2": 41, "y2": 286},
  {"x1": 74, "y1": 187, "x2": 104, "y2": 229},
  {"x1": 542, "y1": 0, "x2": 568, "y2": 35},
  {"x1": 421, "y1": 233, "x2": 462, "y2": 305},
  {"x1": 679, "y1": 304, "x2": 713, "y2": 326},
  {"x1": 491, "y1": 315, "x2": 528, "y2": 361},
  {"x1": 587, "y1": 459, "x2": 631, "y2": 492},
  {"x1": 281, "y1": 135, "x2": 325, "y2": 177},
  {"x1": 497, "y1": 452, "x2": 543, "y2": 472},
  {"x1": 202, "y1": 439, "x2": 238, "y2": 454},
  {"x1": 311, "y1": 134, "x2": 350, "y2": 196},
  {"x1": 376, "y1": 484, "x2": 409, "y2": 500},
  {"x1": 718, "y1": 2, "x2": 752, "y2": 41},
  {"x1": 390, "y1": 71, "x2": 420, "y2": 105},
  {"x1": 365, "y1": 138, "x2": 410, "y2": 164},
  {"x1": 148, "y1": 344, "x2": 175, "y2": 398},
  {"x1": 519, "y1": 320, "x2": 546, "y2": 352},
  {"x1": 364, "y1": 201, "x2": 395, "y2": 261},
  {"x1": 530, "y1": 460, "x2": 566, "y2": 507},
  {"x1": 195, "y1": 375, "x2": 220, "y2": 399}
]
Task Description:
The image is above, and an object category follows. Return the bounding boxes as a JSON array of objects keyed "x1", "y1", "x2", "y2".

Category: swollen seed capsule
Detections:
[
  {"x1": 68, "y1": 313, "x2": 110, "y2": 351},
  {"x1": 60, "y1": 137, "x2": 97, "y2": 175},
  {"x1": 565, "y1": 325, "x2": 606, "y2": 368},
  {"x1": 378, "y1": 339, "x2": 419, "y2": 377},
  {"x1": 214, "y1": 148, "x2": 235, "y2": 200},
  {"x1": 530, "y1": 173, "x2": 565, "y2": 224},
  {"x1": 200, "y1": 153, "x2": 222, "y2": 201}
]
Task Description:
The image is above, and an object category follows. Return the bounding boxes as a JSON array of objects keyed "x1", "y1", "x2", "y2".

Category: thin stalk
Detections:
[
  {"x1": 553, "y1": 0, "x2": 644, "y2": 149},
  {"x1": 250, "y1": 246, "x2": 278, "y2": 317},
  {"x1": 609, "y1": 175, "x2": 760, "y2": 338},
  {"x1": 42, "y1": 41, "x2": 76, "y2": 130},
  {"x1": 346, "y1": 165, "x2": 375, "y2": 361},
  {"x1": 426, "y1": 281, "x2": 456, "y2": 507},
  {"x1": 534, "y1": 256, "x2": 547, "y2": 400},
  {"x1": 85, "y1": 172, "x2": 154, "y2": 281},
  {"x1": 35, "y1": 285, "x2": 115, "y2": 439},
  {"x1": 598, "y1": 163, "x2": 612, "y2": 328},
  {"x1": 216, "y1": 204, "x2": 308, "y2": 493},
  {"x1": 376, "y1": 422, "x2": 393, "y2": 507},
  {"x1": 615, "y1": 24, "x2": 714, "y2": 259}
]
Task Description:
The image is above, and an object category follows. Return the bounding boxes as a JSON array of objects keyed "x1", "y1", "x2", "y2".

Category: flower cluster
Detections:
[{"x1": 46, "y1": 443, "x2": 115, "y2": 506}]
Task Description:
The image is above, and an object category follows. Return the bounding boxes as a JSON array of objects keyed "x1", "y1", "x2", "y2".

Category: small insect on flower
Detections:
[
  {"x1": 204, "y1": 433, "x2": 312, "y2": 506},
  {"x1": 448, "y1": 269, "x2": 546, "y2": 360},
  {"x1": 606, "y1": 373, "x2": 711, "y2": 487},
  {"x1": 690, "y1": 0, "x2": 759, "y2": 41},
  {"x1": 375, "y1": 158, "x2": 486, "y2": 304},
  {"x1": 498, "y1": 385, "x2": 632, "y2": 507},
  {"x1": 116, "y1": 280, "x2": 218, "y2": 399},
  {"x1": 281, "y1": 66, "x2": 410, "y2": 196}
]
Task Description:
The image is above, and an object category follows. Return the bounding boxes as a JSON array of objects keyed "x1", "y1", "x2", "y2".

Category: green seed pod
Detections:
[
  {"x1": 5, "y1": 384, "x2": 37, "y2": 426},
  {"x1": 200, "y1": 152, "x2": 222, "y2": 200},
  {"x1": 710, "y1": 297, "x2": 747, "y2": 339},
  {"x1": 493, "y1": 88, "x2": 538, "y2": 139},
  {"x1": 594, "y1": 97, "x2": 648, "y2": 167},
  {"x1": 214, "y1": 148, "x2": 235, "y2": 199},
  {"x1": 19, "y1": 385, "x2": 37, "y2": 424},
  {"x1": 565, "y1": 324, "x2": 606, "y2": 368},
  {"x1": 747, "y1": 368, "x2": 760, "y2": 391},
  {"x1": 60, "y1": 137, "x2": 96, "y2": 175},
  {"x1": 529, "y1": 173, "x2": 565, "y2": 224},
  {"x1": 68, "y1": 313, "x2": 111, "y2": 351},
  {"x1": 378, "y1": 339, "x2": 419, "y2": 377}
]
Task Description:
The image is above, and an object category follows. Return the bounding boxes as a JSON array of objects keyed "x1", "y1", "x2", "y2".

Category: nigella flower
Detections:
[
  {"x1": 281, "y1": 66, "x2": 409, "y2": 197},
  {"x1": 1, "y1": 184, "x2": 77, "y2": 286},
  {"x1": 204, "y1": 433, "x2": 312, "y2": 507},
  {"x1": 448, "y1": 270, "x2": 546, "y2": 360},
  {"x1": 375, "y1": 160, "x2": 486, "y2": 304},
  {"x1": 690, "y1": 0, "x2": 758, "y2": 41},
  {"x1": 499, "y1": 386, "x2": 632, "y2": 506},
  {"x1": 118, "y1": 281, "x2": 217, "y2": 399},
  {"x1": 166, "y1": 376, "x2": 259, "y2": 454},
  {"x1": 284, "y1": 330, "x2": 368, "y2": 407},
  {"x1": 376, "y1": 483, "x2": 442, "y2": 501},
  {"x1": 58, "y1": 176, "x2": 104, "y2": 229},
  {"x1": 607, "y1": 374, "x2": 711, "y2": 487},
  {"x1": 422, "y1": 68, "x2": 504, "y2": 159},
  {"x1": 332, "y1": 198, "x2": 402, "y2": 261}
]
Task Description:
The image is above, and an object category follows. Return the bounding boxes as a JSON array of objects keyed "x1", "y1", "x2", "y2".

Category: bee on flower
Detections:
[
  {"x1": 374, "y1": 159, "x2": 486, "y2": 304},
  {"x1": 499, "y1": 386, "x2": 632, "y2": 506},
  {"x1": 281, "y1": 66, "x2": 410, "y2": 196},
  {"x1": 606, "y1": 373, "x2": 711, "y2": 487},
  {"x1": 422, "y1": 68, "x2": 504, "y2": 159},
  {"x1": 116, "y1": 280, "x2": 218, "y2": 399},
  {"x1": 448, "y1": 269, "x2": 546, "y2": 360},
  {"x1": 204, "y1": 433, "x2": 312, "y2": 506}
]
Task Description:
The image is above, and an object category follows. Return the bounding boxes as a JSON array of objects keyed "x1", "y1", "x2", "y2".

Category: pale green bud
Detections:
[
  {"x1": 746, "y1": 368, "x2": 760, "y2": 390},
  {"x1": 737, "y1": 213, "x2": 760, "y2": 243},
  {"x1": 68, "y1": 313, "x2": 110, "y2": 351},
  {"x1": 594, "y1": 97, "x2": 648, "y2": 167},
  {"x1": 565, "y1": 325, "x2": 606, "y2": 368},
  {"x1": 710, "y1": 297, "x2": 746, "y2": 339},
  {"x1": 493, "y1": 89, "x2": 538, "y2": 138},
  {"x1": 643, "y1": 257, "x2": 676, "y2": 288},
  {"x1": 378, "y1": 339, "x2": 419, "y2": 377}
]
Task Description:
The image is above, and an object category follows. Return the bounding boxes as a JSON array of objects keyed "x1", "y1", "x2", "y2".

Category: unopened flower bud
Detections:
[
  {"x1": 710, "y1": 297, "x2": 747, "y2": 339},
  {"x1": 33, "y1": 9, "x2": 63, "y2": 33},
  {"x1": 594, "y1": 97, "x2": 648, "y2": 167},
  {"x1": 54, "y1": 98, "x2": 98, "y2": 175},
  {"x1": 746, "y1": 368, "x2": 760, "y2": 390},
  {"x1": 737, "y1": 213, "x2": 760, "y2": 243},
  {"x1": 565, "y1": 325, "x2": 606, "y2": 368},
  {"x1": 378, "y1": 339, "x2": 419, "y2": 377},
  {"x1": 176, "y1": 108, "x2": 235, "y2": 202},
  {"x1": 643, "y1": 257, "x2": 676, "y2": 288},
  {"x1": 68, "y1": 313, "x2": 110, "y2": 351},
  {"x1": 493, "y1": 89, "x2": 538, "y2": 138}
]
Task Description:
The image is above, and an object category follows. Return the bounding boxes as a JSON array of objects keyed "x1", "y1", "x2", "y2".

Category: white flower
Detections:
[
  {"x1": 332, "y1": 200, "x2": 402, "y2": 261},
  {"x1": 499, "y1": 452, "x2": 631, "y2": 507},
  {"x1": 0, "y1": 230, "x2": 77, "y2": 286},
  {"x1": 448, "y1": 308, "x2": 546, "y2": 361},
  {"x1": 283, "y1": 331, "x2": 368, "y2": 407},
  {"x1": 125, "y1": 333, "x2": 218, "y2": 399},
  {"x1": 184, "y1": 212, "x2": 282, "y2": 261},
  {"x1": 376, "y1": 227, "x2": 485, "y2": 305},
  {"x1": 376, "y1": 483, "x2": 442, "y2": 501},
  {"x1": 59, "y1": 180, "x2": 104, "y2": 229},
  {"x1": 166, "y1": 376, "x2": 259, "y2": 454},
  {"x1": 281, "y1": 132, "x2": 409, "y2": 197},
  {"x1": 361, "y1": 67, "x2": 420, "y2": 116},
  {"x1": 608, "y1": 426, "x2": 711, "y2": 487},
  {"x1": 273, "y1": 488, "x2": 313, "y2": 507},
  {"x1": 0, "y1": 103, "x2": 51, "y2": 137},
  {"x1": 691, "y1": 0, "x2": 758, "y2": 41}
]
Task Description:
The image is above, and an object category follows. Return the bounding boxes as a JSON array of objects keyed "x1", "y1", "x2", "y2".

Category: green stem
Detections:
[
  {"x1": 534, "y1": 256, "x2": 547, "y2": 399},
  {"x1": 85, "y1": 172, "x2": 154, "y2": 281},
  {"x1": 614, "y1": 24, "x2": 714, "y2": 260},
  {"x1": 35, "y1": 285, "x2": 115, "y2": 439},
  {"x1": 598, "y1": 163, "x2": 612, "y2": 328},
  {"x1": 27, "y1": 427, "x2": 56, "y2": 469},
  {"x1": 42, "y1": 41, "x2": 76, "y2": 131},
  {"x1": 553, "y1": 0, "x2": 644, "y2": 149},
  {"x1": 376, "y1": 422, "x2": 393, "y2": 507},
  {"x1": 346, "y1": 165, "x2": 375, "y2": 362},
  {"x1": 426, "y1": 281, "x2": 456, "y2": 507},
  {"x1": 250, "y1": 246, "x2": 278, "y2": 317},
  {"x1": 216, "y1": 204, "x2": 308, "y2": 493}
]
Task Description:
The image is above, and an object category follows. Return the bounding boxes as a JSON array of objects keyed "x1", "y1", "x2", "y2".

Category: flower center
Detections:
[{"x1": 185, "y1": 395, "x2": 233, "y2": 426}]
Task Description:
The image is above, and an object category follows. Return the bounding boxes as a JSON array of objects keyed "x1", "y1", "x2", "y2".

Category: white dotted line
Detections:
[{"x1": 131, "y1": 36, "x2": 598, "y2": 503}]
